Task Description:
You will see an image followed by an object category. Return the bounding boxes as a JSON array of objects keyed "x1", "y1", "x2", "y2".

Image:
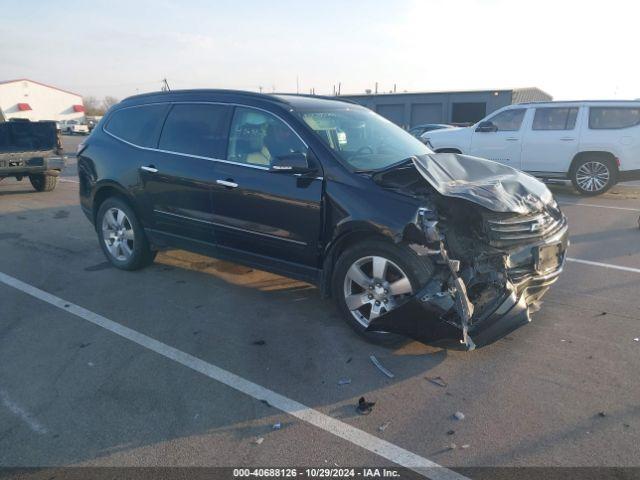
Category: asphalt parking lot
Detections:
[{"x1": 1, "y1": 136, "x2": 640, "y2": 478}]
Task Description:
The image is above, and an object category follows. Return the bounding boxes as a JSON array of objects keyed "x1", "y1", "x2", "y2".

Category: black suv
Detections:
[{"x1": 78, "y1": 90, "x2": 568, "y2": 349}]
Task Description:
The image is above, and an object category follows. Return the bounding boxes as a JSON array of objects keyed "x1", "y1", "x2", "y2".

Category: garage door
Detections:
[
  {"x1": 376, "y1": 104, "x2": 405, "y2": 126},
  {"x1": 410, "y1": 103, "x2": 443, "y2": 126}
]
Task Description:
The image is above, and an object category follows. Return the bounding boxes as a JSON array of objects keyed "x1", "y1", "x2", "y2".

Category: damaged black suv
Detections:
[{"x1": 78, "y1": 90, "x2": 568, "y2": 349}]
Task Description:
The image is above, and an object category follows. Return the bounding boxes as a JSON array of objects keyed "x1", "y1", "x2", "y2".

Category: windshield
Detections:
[{"x1": 298, "y1": 107, "x2": 432, "y2": 171}]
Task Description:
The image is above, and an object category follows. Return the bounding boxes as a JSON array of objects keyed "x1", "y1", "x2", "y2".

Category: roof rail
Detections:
[
  {"x1": 274, "y1": 93, "x2": 360, "y2": 105},
  {"x1": 122, "y1": 89, "x2": 290, "y2": 105}
]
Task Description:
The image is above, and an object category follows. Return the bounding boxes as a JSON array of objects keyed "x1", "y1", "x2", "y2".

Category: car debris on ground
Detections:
[
  {"x1": 378, "y1": 422, "x2": 390, "y2": 432},
  {"x1": 252, "y1": 437, "x2": 264, "y2": 445},
  {"x1": 356, "y1": 397, "x2": 375, "y2": 415},
  {"x1": 272, "y1": 422, "x2": 282, "y2": 430},
  {"x1": 337, "y1": 377, "x2": 352, "y2": 386},
  {"x1": 453, "y1": 411, "x2": 465, "y2": 420},
  {"x1": 425, "y1": 376, "x2": 448, "y2": 387},
  {"x1": 369, "y1": 355, "x2": 395, "y2": 378}
]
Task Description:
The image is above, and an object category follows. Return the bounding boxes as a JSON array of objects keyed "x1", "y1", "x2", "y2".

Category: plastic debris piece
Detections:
[
  {"x1": 449, "y1": 443, "x2": 457, "y2": 450},
  {"x1": 426, "y1": 376, "x2": 448, "y2": 388},
  {"x1": 447, "y1": 430, "x2": 455, "y2": 435},
  {"x1": 369, "y1": 355, "x2": 395, "y2": 378},
  {"x1": 461, "y1": 444, "x2": 470, "y2": 449},
  {"x1": 634, "y1": 338, "x2": 639, "y2": 342},
  {"x1": 346, "y1": 357, "x2": 353, "y2": 363},
  {"x1": 272, "y1": 422, "x2": 282, "y2": 430},
  {"x1": 598, "y1": 412, "x2": 606, "y2": 418},
  {"x1": 253, "y1": 437, "x2": 264, "y2": 445},
  {"x1": 87, "y1": 362, "x2": 94, "y2": 367},
  {"x1": 356, "y1": 397, "x2": 375, "y2": 415},
  {"x1": 378, "y1": 422, "x2": 390, "y2": 432},
  {"x1": 453, "y1": 411, "x2": 465, "y2": 420},
  {"x1": 338, "y1": 378, "x2": 352, "y2": 386}
]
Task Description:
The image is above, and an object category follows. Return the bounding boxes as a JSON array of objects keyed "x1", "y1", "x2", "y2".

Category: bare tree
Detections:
[
  {"x1": 83, "y1": 96, "x2": 102, "y2": 116},
  {"x1": 101, "y1": 96, "x2": 119, "y2": 111}
]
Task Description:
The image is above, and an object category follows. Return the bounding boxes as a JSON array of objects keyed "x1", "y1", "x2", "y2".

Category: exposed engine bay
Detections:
[{"x1": 366, "y1": 153, "x2": 568, "y2": 350}]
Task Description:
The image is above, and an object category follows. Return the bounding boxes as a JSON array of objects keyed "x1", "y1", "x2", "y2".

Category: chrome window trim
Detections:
[
  {"x1": 154, "y1": 209, "x2": 308, "y2": 246},
  {"x1": 102, "y1": 101, "x2": 313, "y2": 172}
]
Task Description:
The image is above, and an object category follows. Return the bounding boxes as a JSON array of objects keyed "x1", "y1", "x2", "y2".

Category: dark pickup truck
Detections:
[{"x1": 0, "y1": 119, "x2": 65, "y2": 192}]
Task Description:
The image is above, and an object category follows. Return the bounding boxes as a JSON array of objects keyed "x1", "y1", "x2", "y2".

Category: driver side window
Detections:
[
  {"x1": 227, "y1": 108, "x2": 307, "y2": 167},
  {"x1": 485, "y1": 109, "x2": 526, "y2": 132}
]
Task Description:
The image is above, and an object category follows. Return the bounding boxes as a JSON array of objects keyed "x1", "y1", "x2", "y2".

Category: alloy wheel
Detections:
[
  {"x1": 575, "y1": 161, "x2": 610, "y2": 193},
  {"x1": 343, "y1": 255, "x2": 413, "y2": 327},
  {"x1": 101, "y1": 207, "x2": 135, "y2": 261}
]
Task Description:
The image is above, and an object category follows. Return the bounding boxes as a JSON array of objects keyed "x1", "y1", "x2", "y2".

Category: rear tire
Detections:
[
  {"x1": 96, "y1": 197, "x2": 156, "y2": 271},
  {"x1": 29, "y1": 174, "x2": 57, "y2": 192},
  {"x1": 570, "y1": 156, "x2": 616, "y2": 195},
  {"x1": 332, "y1": 239, "x2": 434, "y2": 344}
]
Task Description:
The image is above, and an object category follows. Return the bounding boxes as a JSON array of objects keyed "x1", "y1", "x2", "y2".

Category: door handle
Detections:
[
  {"x1": 216, "y1": 179, "x2": 238, "y2": 188},
  {"x1": 560, "y1": 137, "x2": 575, "y2": 141},
  {"x1": 506, "y1": 137, "x2": 519, "y2": 141},
  {"x1": 140, "y1": 165, "x2": 158, "y2": 173}
]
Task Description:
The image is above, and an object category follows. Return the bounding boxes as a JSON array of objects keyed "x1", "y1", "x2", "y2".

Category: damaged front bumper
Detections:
[{"x1": 367, "y1": 223, "x2": 568, "y2": 350}]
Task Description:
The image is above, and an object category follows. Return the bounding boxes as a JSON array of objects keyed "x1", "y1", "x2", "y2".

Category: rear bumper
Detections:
[{"x1": 0, "y1": 156, "x2": 65, "y2": 177}]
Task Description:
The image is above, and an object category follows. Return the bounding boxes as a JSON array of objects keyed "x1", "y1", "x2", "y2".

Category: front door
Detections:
[
  {"x1": 521, "y1": 106, "x2": 581, "y2": 175},
  {"x1": 210, "y1": 107, "x2": 323, "y2": 272},
  {"x1": 470, "y1": 107, "x2": 529, "y2": 169},
  {"x1": 140, "y1": 103, "x2": 233, "y2": 244}
]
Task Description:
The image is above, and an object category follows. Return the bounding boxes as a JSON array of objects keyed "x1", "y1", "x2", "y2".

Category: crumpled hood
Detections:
[{"x1": 412, "y1": 153, "x2": 553, "y2": 214}]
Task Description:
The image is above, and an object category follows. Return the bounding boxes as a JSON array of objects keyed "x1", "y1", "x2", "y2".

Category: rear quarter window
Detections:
[
  {"x1": 589, "y1": 107, "x2": 640, "y2": 129},
  {"x1": 105, "y1": 104, "x2": 168, "y2": 147}
]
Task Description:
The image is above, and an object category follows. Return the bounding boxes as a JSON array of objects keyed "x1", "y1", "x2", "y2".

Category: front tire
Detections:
[
  {"x1": 570, "y1": 156, "x2": 616, "y2": 195},
  {"x1": 29, "y1": 174, "x2": 57, "y2": 192},
  {"x1": 96, "y1": 197, "x2": 156, "y2": 270},
  {"x1": 332, "y1": 239, "x2": 434, "y2": 343}
]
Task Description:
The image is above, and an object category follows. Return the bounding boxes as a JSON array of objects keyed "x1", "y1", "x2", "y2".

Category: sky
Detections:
[{"x1": 1, "y1": 0, "x2": 638, "y2": 101}]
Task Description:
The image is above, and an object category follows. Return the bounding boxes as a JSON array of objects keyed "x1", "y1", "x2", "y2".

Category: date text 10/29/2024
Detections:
[{"x1": 233, "y1": 468, "x2": 402, "y2": 478}]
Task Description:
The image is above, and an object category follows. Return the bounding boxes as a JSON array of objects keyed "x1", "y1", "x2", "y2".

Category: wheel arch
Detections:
[
  {"x1": 92, "y1": 181, "x2": 141, "y2": 226},
  {"x1": 435, "y1": 147, "x2": 462, "y2": 154},
  {"x1": 569, "y1": 151, "x2": 619, "y2": 175},
  {"x1": 319, "y1": 227, "x2": 391, "y2": 298}
]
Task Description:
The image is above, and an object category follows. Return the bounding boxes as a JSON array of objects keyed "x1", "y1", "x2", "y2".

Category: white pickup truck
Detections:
[
  {"x1": 422, "y1": 101, "x2": 640, "y2": 195},
  {"x1": 60, "y1": 119, "x2": 89, "y2": 135}
]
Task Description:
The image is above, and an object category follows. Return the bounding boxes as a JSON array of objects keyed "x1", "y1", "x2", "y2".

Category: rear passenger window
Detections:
[
  {"x1": 532, "y1": 107, "x2": 578, "y2": 130},
  {"x1": 105, "y1": 104, "x2": 168, "y2": 148},
  {"x1": 589, "y1": 107, "x2": 640, "y2": 129},
  {"x1": 159, "y1": 104, "x2": 232, "y2": 158}
]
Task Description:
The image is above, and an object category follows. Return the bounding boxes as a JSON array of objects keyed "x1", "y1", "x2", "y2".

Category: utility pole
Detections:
[
  {"x1": 296, "y1": 76, "x2": 299, "y2": 94},
  {"x1": 338, "y1": 82, "x2": 341, "y2": 96},
  {"x1": 161, "y1": 78, "x2": 171, "y2": 92},
  {"x1": 375, "y1": 82, "x2": 378, "y2": 94},
  {"x1": 393, "y1": 83, "x2": 397, "y2": 93}
]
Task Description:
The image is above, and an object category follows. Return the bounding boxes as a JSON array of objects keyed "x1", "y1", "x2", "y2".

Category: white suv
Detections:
[{"x1": 422, "y1": 101, "x2": 640, "y2": 195}]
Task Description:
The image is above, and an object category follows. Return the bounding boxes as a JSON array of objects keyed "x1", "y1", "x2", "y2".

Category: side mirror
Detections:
[
  {"x1": 270, "y1": 152, "x2": 313, "y2": 174},
  {"x1": 475, "y1": 121, "x2": 497, "y2": 133}
]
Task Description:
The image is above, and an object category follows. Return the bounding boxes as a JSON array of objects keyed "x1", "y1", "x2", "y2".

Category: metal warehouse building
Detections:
[
  {"x1": 341, "y1": 87, "x2": 552, "y2": 128},
  {"x1": 0, "y1": 78, "x2": 85, "y2": 122}
]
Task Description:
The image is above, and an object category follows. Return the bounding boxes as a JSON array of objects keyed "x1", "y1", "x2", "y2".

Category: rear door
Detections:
[
  {"x1": 521, "y1": 106, "x2": 581, "y2": 174},
  {"x1": 138, "y1": 103, "x2": 233, "y2": 243},
  {"x1": 210, "y1": 106, "x2": 323, "y2": 271},
  {"x1": 470, "y1": 107, "x2": 529, "y2": 169}
]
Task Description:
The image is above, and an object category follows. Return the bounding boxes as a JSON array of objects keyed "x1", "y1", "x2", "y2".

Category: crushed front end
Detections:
[{"x1": 368, "y1": 154, "x2": 568, "y2": 349}]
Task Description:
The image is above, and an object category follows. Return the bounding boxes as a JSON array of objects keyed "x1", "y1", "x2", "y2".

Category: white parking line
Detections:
[
  {"x1": 0, "y1": 271, "x2": 467, "y2": 480},
  {"x1": 0, "y1": 388, "x2": 48, "y2": 434},
  {"x1": 59, "y1": 178, "x2": 79, "y2": 184},
  {"x1": 567, "y1": 257, "x2": 640, "y2": 274},
  {"x1": 559, "y1": 202, "x2": 640, "y2": 212}
]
